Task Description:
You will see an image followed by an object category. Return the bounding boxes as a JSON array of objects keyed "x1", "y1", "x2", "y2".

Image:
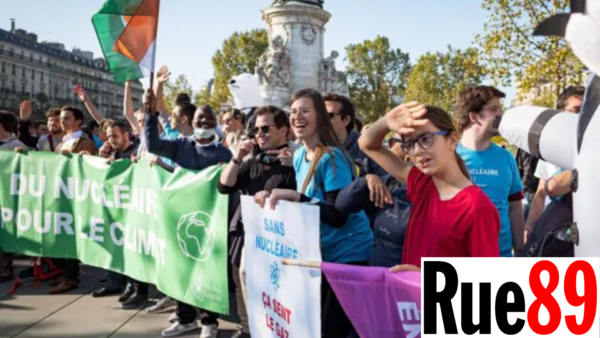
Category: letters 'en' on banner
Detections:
[{"x1": 241, "y1": 196, "x2": 321, "y2": 338}]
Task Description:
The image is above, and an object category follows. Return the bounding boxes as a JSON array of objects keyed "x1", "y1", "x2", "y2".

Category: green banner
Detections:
[{"x1": 0, "y1": 151, "x2": 229, "y2": 314}]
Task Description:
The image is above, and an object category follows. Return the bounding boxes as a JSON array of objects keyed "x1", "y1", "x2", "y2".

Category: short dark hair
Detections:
[
  {"x1": 46, "y1": 108, "x2": 61, "y2": 119},
  {"x1": 177, "y1": 102, "x2": 197, "y2": 125},
  {"x1": 176, "y1": 93, "x2": 191, "y2": 106},
  {"x1": 196, "y1": 104, "x2": 216, "y2": 118},
  {"x1": 107, "y1": 120, "x2": 130, "y2": 134},
  {"x1": 255, "y1": 105, "x2": 290, "y2": 130},
  {"x1": 557, "y1": 85, "x2": 585, "y2": 110},
  {"x1": 33, "y1": 120, "x2": 46, "y2": 129},
  {"x1": 61, "y1": 106, "x2": 85, "y2": 125},
  {"x1": 323, "y1": 92, "x2": 356, "y2": 133},
  {"x1": 0, "y1": 111, "x2": 18, "y2": 134},
  {"x1": 455, "y1": 85, "x2": 506, "y2": 132},
  {"x1": 87, "y1": 120, "x2": 99, "y2": 131}
]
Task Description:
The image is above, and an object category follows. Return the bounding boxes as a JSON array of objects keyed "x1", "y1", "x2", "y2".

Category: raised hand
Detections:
[
  {"x1": 143, "y1": 88, "x2": 157, "y2": 114},
  {"x1": 385, "y1": 101, "x2": 428, "y2": 135},
  {"x1": 73, "y1": 85, "x2": 88, "y2": 102},
  {"x1": 156, "y1": 66, "x2": 171, "y2": 84},
  {"x1": 20, "y1": 100, "x2": 32, "y2": 121}
]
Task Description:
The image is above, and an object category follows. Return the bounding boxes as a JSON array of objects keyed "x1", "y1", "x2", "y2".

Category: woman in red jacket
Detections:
[{"x1": 359, "y1": 102, "x2": 500, "y2": 270}]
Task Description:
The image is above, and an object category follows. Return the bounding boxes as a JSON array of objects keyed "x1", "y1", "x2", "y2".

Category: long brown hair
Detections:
[
  {"x1": 290, "y1": 89, "x2": 355, "y2": 194},
  {"x1": 423, "y1": 106, "x2": 470, "y2": 179}
]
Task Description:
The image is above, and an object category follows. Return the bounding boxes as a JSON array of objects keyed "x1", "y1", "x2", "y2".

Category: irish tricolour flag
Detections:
[{"x1": 92, "y1": 0, "x2": 160, "y2": 84}]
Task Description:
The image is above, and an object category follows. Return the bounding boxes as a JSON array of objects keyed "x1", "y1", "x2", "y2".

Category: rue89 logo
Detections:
[{"x1": 422, "y1": 258, "x2": 600, "y2": 337}]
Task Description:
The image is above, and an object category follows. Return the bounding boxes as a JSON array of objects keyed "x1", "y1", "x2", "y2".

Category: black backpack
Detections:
[{"x1": 519, "y1": 193, "x2": 576, "y2": 257}]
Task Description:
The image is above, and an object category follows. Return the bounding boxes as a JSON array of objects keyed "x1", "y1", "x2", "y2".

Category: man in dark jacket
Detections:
[
  {"x1": 218, "y1": 106, "x2": 296, "y2": 338},
  {"x1": 323, "y1": 93, "x2": 386, "y2": 177},
  {"x1": 144, "y1": 90, "x2": 231, "y2": 338}
]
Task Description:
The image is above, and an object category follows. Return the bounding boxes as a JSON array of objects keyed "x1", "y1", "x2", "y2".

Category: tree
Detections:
[
  {"x1": 477, "y1": 0, "x2": 585, "y2": 100},
  {"x1": 163, "y1": 74, "x2": 193, "y2": 112},
  {"x1": 345, "y1": 36, "x2": 411, "y2": 123},
  {"x1": 210, "y1": 29, "x2": 268, "y2": 109},
  {"x1": 404, "y1": 46, "x2": 487, "y2": 113}
]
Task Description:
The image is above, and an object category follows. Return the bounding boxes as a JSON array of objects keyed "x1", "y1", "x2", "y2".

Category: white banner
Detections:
[{"x1": 241, "y1": 196, "x2": 321, "y2": 338}]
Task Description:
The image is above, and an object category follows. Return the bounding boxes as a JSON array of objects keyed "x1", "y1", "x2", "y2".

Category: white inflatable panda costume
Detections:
[
  {"x1": 499, "y1": 0, "x2": 600, "y2": 257},
  {"x1": 227, "y1": 73, "x2": 263, "y2": 114}
]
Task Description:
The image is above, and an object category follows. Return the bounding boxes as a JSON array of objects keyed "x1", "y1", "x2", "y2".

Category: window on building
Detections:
[
  {"x1": 1, "y1": 62, "x2": 4, "y2": 73},
  {"x1": 31, "y1": 84, "x2": 35, "y2": 96},
  {"x1": 22, "y1": 67, "x2": 26, "y2": 78},
  {"x1": 11, "y1": 81, "x2": 15, "y2": 93},
  {"x1": 12, "y1": 64, "x2": 15, "y2": 76},
  {"x1": 22, "y1": 83, "x2": 26, "y2": 93},
  {"x1": 0, "y1": 45, "x2": 3, "y2": 54},
  {"x1": 41, "y1": 72, "x2": 44, "y2": 82},
  {"x1": 39, "y1": 56, "x2": 42, "y2": 65},
  {"x1": 20, "y1": 51, "x2": 24, "y2": 59},
  {"x1": 31, "y1": 69, "x2": 35, "y2": 80},
  {"x1": 30, "y1": 54, "x2": 33, "y2": 62}
]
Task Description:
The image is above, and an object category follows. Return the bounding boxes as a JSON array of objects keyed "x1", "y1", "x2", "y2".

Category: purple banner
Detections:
[{"x1": 321, "y1": 262, "x2": 422, "y2": 338}]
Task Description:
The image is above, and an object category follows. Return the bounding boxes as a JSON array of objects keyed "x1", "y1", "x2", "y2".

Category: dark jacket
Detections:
[
  {"x1": 516, "y1": 148, "x2": 539, "y2": 194},
  {"x1": 218, "y1": 145, "x2": 297, "y2": 266},
  {"x1": 335, "y1": 175, "x2": 411, "y2": 267},
  {"x1": 344, "y1": 130, "x2": 387, "y2": 177},
  {"x1": 18, "y1": 119, "x2": 39, "y2": 149},
  {"x1": 145, "y1": 114, "x2": 232, "y2": 171}
]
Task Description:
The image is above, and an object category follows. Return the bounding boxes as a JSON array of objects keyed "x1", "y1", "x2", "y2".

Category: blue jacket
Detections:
[
  {"x1": 144, "y1": 114, "x2": 232, "y2": 171},
  {"x1": 335, "y1": 175, "x2": 411, "y2": 267}
]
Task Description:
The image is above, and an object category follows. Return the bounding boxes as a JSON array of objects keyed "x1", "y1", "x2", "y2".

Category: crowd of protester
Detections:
[{"x1": 0, "y1": 64, "x2": 584, "y2": 338}]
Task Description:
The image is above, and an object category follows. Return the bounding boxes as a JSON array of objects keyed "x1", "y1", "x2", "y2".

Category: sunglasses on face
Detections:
[
  {"x1": 251, "y1": 125, "x2": 275, "y2": 135},
  {"x1": 400, "y1": 131, "x2": 450, "y2": 154},
  {"x1": 328, "y1": 112, "x2": 343, "y2": 120}
]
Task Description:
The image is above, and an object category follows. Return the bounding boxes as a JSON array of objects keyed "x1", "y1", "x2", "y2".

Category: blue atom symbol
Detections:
[{"x1": 270, "y1": 261, "x2": 281, "y2": 291}]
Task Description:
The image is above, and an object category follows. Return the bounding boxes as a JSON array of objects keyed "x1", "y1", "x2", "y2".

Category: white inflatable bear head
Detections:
[{"x1": 228, "y1": 73, "x2": 263, "y2": 113}]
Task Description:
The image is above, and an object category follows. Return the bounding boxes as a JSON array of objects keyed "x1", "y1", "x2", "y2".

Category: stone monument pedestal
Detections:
[{"x1": 255, "y1": 1, "x2": 349, "y2": 108}]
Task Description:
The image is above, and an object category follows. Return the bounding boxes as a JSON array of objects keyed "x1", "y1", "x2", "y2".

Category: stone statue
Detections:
[
  {"x1": 319, "y1": 51, "x2": 350, "y2": 96},
  {"x1": 256, "y1": 35, "x2": 292, "y2": 88},
  {"x1": 271, "y1": 0, "x2": 324, "y2": 8}
]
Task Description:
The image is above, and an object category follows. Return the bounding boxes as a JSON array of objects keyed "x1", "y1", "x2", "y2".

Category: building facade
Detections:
[{"x1": 0, "y1": 21, "x2": 144, "y2": 121}]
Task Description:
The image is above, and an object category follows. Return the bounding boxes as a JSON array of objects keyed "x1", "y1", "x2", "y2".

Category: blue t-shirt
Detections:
[
  {"x1": 457, "y1": 143, "x2": 523, "y2": 257},
  {"x1": 293, "y1": 146, "x2": 374, "y2": 263}
]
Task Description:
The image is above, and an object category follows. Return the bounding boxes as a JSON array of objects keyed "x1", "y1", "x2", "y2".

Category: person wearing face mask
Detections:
[
  {"x1": 144, "y1": 89, "x2": 231, "y2": 338},
  {"x1": 359, "y1": 103, "x2": 500, "y2": 271},
  {"x1": 455, "y1": 86, "x2": 524, "y2": 258}
]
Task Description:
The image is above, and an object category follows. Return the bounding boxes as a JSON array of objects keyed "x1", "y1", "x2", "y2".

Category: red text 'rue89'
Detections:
[{"x1": 421, "y1": 258, "x2": 600, "y2": 337}]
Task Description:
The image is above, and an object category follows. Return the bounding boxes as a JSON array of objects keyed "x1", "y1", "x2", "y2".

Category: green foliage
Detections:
[
  {"x1": 477, "y1": 0, "x2": 584, "y2": 100},
  {"x1": 404, "y1": 46, "x2": 487, "y2": 113},
  {"x1": 531, "y1": 87, "x2": 556, "y2": 108},
  {"x1": 210, "y1": 29, "x2": 268, "y2": 108},
  {"x1": 345, "y1": 36, "x2": 411, "y2": 123},
  {"x1": 163, "y1": 74, "x2": 193, "y2": 113}
]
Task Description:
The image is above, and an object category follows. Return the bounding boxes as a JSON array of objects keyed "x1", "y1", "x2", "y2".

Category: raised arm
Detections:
[
  {"x1": 74, "y1": 85, "x2": 105, "y2": 123},
  {"x1": 155, "y1": 66, "x2": 171, "y2": 116},
  {"x1": 143, "y1": 89, "x2": 181, "y2": 160},
  {"x1": 123, "y1": 81, "x2": 140, "y2": 135},
  {"x1": 359, "y1": 102, "x2": 427, "y2": 185},
  {"x1": 218, "y1": 139, "x2": 255, "y2": 193}
]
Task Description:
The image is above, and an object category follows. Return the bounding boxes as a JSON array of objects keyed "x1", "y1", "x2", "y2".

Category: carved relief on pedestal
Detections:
[
  {"x1": 301, "y1": 23, "x2": 317, "y2": 45},
  {"x1": 319, "y1": 51, "x2": 350, "y2": 97},
  {"x1": 256, "y1": 35, "x2": 292, "y2": 88}
]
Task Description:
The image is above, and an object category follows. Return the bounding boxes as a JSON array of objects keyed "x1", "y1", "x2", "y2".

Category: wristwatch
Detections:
[
  {"x1": 570, "y1": 169, "x2": 578, "y2": 193},
  {"x1": 231, "y1": 158, "x2": 242, "y2": 166}
]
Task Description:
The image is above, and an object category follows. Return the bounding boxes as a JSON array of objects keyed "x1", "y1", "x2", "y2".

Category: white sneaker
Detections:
[
  {"x1": 146, "y1": 297, "x2": 176, "y2": 313},
  {"x1": 199, "y1": 324, "x2": 218, "y2": 338},
  {"x1": 168, "y1": 312, "x2": 180, "y2": 323},
  {"x1": 161, "y1": 322, "x2": 198, "y2": 337}
]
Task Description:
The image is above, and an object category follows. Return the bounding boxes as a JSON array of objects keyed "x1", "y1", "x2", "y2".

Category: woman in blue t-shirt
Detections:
[{"x1": 254, "y1": 88, "x2": 374, "y2": 338}]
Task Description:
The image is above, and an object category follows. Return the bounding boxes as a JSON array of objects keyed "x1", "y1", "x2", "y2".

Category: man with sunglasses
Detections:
[
  {"x1": 218, "y1": 106, "x2": 296, "y2": 338},
  {"x1": 323, "y1": 93, "x2": 386, "y2": 177},
  {"x1": 455, "y1": 86, "x2": 525, "y2": 257}
]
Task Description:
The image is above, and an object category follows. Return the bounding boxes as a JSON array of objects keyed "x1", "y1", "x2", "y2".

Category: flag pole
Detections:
[{"x1": 282, "y1": 259, "x2": 321, "y2": 269}]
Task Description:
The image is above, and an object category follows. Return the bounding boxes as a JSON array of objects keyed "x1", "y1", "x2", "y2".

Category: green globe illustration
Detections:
[{"x1": 177, "y1": 211, "x2": 216, "y2": 262}]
